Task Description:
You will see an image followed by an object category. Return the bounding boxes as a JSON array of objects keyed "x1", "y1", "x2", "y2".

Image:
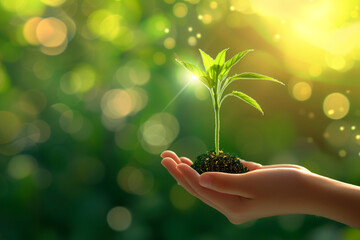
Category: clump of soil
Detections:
[{"x1": 191, "y1": 150, "x2": 249, "y2": 174}]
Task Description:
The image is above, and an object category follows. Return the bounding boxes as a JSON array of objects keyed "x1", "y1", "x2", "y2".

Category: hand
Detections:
[{"x1": 161, "y1": 150, "x2": 360, "y2": 228}]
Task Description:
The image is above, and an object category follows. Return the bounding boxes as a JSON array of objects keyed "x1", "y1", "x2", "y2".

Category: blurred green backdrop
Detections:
[{"x1": 1, "y1": 0, "x2": 360, "y2": 239}]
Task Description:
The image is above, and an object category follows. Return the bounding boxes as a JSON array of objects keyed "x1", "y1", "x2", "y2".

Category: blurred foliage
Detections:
[{"x1": 1, "y1": 0, "x2": 360, "y2": 239}]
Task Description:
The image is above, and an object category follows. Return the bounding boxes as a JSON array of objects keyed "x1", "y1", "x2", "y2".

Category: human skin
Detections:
[{"x1": 161, "y1": 150, "x2": 360, "y2": 229}]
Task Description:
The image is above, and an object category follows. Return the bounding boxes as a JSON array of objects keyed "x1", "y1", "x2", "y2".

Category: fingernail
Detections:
[{"x1": 199, "y1": 175, "x2": 212, "y2": 188}]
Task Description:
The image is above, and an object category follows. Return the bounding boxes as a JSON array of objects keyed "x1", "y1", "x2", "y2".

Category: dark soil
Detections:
[{"x1": 191, "y1": 150, "x2": 249, "y2": 174}]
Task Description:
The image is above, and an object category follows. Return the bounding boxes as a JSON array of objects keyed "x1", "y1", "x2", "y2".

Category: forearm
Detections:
[{"x1": 305, "y1": 173, "x2": 360, "y2": 229}]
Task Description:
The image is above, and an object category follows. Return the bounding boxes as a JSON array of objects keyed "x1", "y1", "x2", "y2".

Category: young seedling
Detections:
[{"x1": 176, "y1": 48, "x2": 284, "y2": 174}]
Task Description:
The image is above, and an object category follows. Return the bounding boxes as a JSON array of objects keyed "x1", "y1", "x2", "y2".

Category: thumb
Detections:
[{"x1": 199, "y1": 172, "x2": 253, "y2": 198}]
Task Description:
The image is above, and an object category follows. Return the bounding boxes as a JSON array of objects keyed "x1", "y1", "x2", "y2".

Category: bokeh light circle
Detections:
[
  {"x1": 41, "y1": 0, "x2": 66, "y2": 7},
  {"x1": 173, "y1": 3, "x2": 188, "y2": 18},
  {"x1": 323, "y1": 92, "x2": 350, "y2": 120},
  {"x1": 36, "y1": 17, "x2": 67, "y2": 48},
  {"x1": 101, "y1": 89, "x2": 133, "y2": 119},
  {"x1": 292, "y1": 81, "x2": 312, "y2": 101},
  {"x1": 117, "y1": 166, "x2": 154, "y2": 195},
  {"x1": 0, "y1": 111, "x2": 22, "y2": 144},
  {"x1": 27, "y1": 120, "x2": 51, "y2": 143},
  {"x1": 139, "y1": 113, "x2": 179, "y2": 154},
  {"x1": 107, "y1": 206, "x2": 132, "y2": 231},
  {"x1": 23, "y1": 17, "x2": 42, "y2": 45},
  {"x1": 7, "y1": 155, "x2": 37, "y2": 180},
  {"x1": 164, "y1": 37, "x2": 176, "y2": 49}
]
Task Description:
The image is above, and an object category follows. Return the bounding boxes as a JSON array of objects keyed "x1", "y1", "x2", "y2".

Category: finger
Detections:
[
  {"x1": 161, "y1": 158, "x2": 199, "y2": 196},
  {"x1": 161, "y1": 150, "x2": 181, "y2": 164},
  {"x1": 198, "y1": 171, "x2": 253, "y2": 198},
  {"x1": 180, "y1": 157, "x2": 193, "y2": 166},
  {"x1": 177, "y1": 164, "x2": 247, "y2": 206},
  {"x1": 163, "y1": 159, "x2": 229, "y2": 214},
  {"x1": 240, "y1": 160, "x2": 262, "y2": 171}
]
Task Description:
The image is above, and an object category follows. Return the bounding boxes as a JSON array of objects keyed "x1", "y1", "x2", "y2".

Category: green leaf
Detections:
[
  {"x1": 230, "y1": 91, "x2": 264, "y2": 115},
  {"x1": 222, "y1": 49, "x2": 254, "y2": 75},
  {"x1": 214, "y1": 48, "x2": 229, "y2": 66},
  {"x1": 209, "y1": 64, "x2": 220, "y2": 83},
  {"x1": 226, "y1": 72, "x2": 285, "y2": 85},
  {"x1": 199, "y1": 49, "x2": 214, "y2": 72},
  {"x1": 175, "y1": 59, "x2": 211, "y2": 88}
]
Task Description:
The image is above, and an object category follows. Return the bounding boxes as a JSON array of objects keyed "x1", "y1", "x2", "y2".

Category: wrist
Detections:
[{"x1": 302, "y1": 172, "x2": 360, "y2": 228}]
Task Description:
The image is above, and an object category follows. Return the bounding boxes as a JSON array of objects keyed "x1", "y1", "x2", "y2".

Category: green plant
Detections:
[{"x1": 176, "y1": 49, "x2": 284, "y2": 155}]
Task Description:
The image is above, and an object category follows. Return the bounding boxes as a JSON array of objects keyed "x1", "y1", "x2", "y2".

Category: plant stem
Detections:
[{"x1": 214, "y1": 94, "x2": 220, "y2": 155}]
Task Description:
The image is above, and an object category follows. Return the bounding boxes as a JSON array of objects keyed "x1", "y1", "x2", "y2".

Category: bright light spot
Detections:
[
  {"x1": 356, "y1": 135, "x2": 360, "y2": 140},
  {"x1": 210, "y1": 1, "x2": 218, "y2": 9},
  {"x1": 173, "y1": 2, "x2": 188, "y2": 18},
  {"x1": 164, "y1": 28, "x2": 169, "y2": 33},
  {"x1": 188, "y1": 26, "x2": 193, "y2": 32},
  {"x1": 41, "y1": 0, "x2": 66, "y2": 7},
  {"x1": 139, "y1": 113, "x2": 179, "y2": 154},
  {"x1": 198, "y1": 14, "x2": 203, "y2": 20},
  {"x1": 126, "y1": 88, "x2": 148, "y2": 114},
  {"x1": 60, "y1": 65, "x2": 96, "y2": 94},
  {"x1": 202, "y1": 14, "x2": 213, "y2": 24},
  {"x1": 0, "y1": 0, "x2": 44, "y2": 15},
  {"x1": 36, "y1": 17, "x2": 67, "y2": 48},
  {"x1": 230, "y1": 6, "x2": 235, "y2": 11},
  {"x1": 292, "y1": 81, "x2": 312, "y2": 101},
  {"x1": 188, "y1": 36, "x2": 197, "y2": 46},
  {"x1": 339, "y1": 149, "x2": 347, "y2": 158},
  {"x1": 196, "y1": 33, "x2": 202, "y2": 38},
  {"x1": 323, "y1": 93, "x2": 350, "y2": 120},
  {"x1": 101, "y1": 88, "x2": 147, "y2": 126},
  {"x1": 327, "y1": 109, "x2": 335, "y2": 115},
  {"x1": 308, "y1": 65, "x2": 322, "y2": 77},
  {"x1": 40, "y1": 39, "x2": 68, "y2": 56},
  {"x1": 101, "y1": 89, "x2": 132, "y2": 119},
  {"x1": 87, "y1": 10, "x2": 129, "y2": 41},
  {"x1": 164, "y1": 37, "x2": 176, "y2": 49},
  {"x1": 117, "y1": 166, "x2": 154, "y2": 195},
  {"x1": 325, "y1": 54, "x2": 346, "y2": 71},
  {"x1": 7, "y1": 155, "x2": 36, "y2": 180},
  {"x1": 340, "y1": 126, "x2": 345, "y2": 131},
  {"x1": 23, "y1": 17, "x2": 42, "y2": 45},
  {"x1": 107, "y1": 207, "x2": 132, "y2": 231},
  {"x1": 191, "y1": 75, "x2": 198, "y2": 81},
  {"x1": 351, "y1": 126, "x2": 356, "y2": 131},
  {"x1": 0, "y1": 111, "x2": 22, "y2": 144},
  {"x1": 170, "y1": 184, "x2": 196, "y2": 210},
  {"x1": 274, "y1": 34, "x2": 280, "y2": 41}
]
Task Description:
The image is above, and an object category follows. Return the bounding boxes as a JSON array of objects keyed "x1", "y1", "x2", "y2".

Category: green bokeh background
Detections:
[{"x1": 1, "y1": 0, "x2": 360, "y2": 239}]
